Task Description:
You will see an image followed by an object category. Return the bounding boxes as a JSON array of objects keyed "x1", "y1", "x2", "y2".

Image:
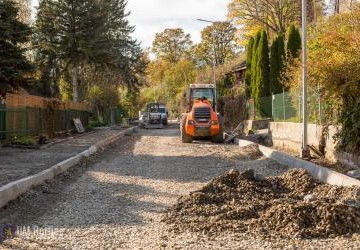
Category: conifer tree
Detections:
[
  {"x1": 0, "y1": 0, "x2": 33, "y2": 94},
  {"x1": 35, "y1": 0, "x2": 142, "y2": 101},
  {"x1": 287, "y1": 25, "x2": 302, "y2": 59},
  {"x1": 245, "y1": 37, "x2": 254, "y2": 98},
  {"x1": 270, "y1": 34, "x2": 286, "y2": 95},
  {"x1": 254, "y1": 30, "x2": 270, "y2": 113},
  {"x1": 255, "y1": 30, "x2": 270, "y2": 97},
  {"x1": 250, "y1": 31, "x2": 261, "y2": 99}
]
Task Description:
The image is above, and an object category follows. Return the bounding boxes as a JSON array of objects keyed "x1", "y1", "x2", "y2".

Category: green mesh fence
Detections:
[
  {"x1": 101, "y1": 107, "x2": 127, "y2": 126},
  {"x1": 247, "y1": 91, "x2": 331, "y2": 125},
  {"x1": 272, "y1": 92, "x2": 300, "y2": 122},
  {"x1": 0, "y1": 107, "x2": 89, "y2": 139}
]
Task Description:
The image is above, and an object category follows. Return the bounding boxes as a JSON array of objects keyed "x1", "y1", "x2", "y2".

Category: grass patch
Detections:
[
  {"x1": 89, "y1": 120, "x2": 108, "y2": 128},
  {"x1": 11, "y1": 136, "x2": 36, "y2": 146}
]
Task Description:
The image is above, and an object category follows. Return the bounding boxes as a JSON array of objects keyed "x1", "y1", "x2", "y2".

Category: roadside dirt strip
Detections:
[
  {"x1": 0, "y1": 127, "x2": 136, "y2": 209},
  {"x1": 0, "y1": 125, "x2": 359, "y2": 249}
]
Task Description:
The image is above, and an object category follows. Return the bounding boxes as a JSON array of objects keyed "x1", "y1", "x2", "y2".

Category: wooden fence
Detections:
[
  {"x1": 5, "y1": 93, "x2": 90, "y2": 110},
  {"x1": 0, "y1": 94, "x2": 90, "y2": 140}
]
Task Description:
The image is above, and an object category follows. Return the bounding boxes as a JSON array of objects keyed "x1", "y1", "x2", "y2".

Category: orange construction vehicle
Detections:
[{"x1": 180, "y1": 84, "x2": 224, "y2": 143}]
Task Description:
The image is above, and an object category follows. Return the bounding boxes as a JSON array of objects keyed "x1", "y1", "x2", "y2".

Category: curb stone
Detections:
[
  {"x1": 234, "y1": 138, "x2": 360, "y2": 187},
  {"x1": 0, "y1": 127, "x2": 137, "y2": 209}
]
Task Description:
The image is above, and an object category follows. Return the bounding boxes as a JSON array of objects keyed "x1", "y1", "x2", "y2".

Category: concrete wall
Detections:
[
  {"x1": 270, "y1": 122, "x2": 360, "y2": 167},
  {"x1": 270, "y1": 122, "x2": 320, "y2": 154},
  {"x1": 244, "y1": 119, "x2": 272, "y2": 132}
]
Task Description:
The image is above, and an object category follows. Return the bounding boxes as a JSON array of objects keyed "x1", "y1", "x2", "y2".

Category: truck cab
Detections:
[
  {"x1": 180, "y1": 84, "x2": 224, "y2": 143},
  {"x1": 159, "y1": 104, "x2": 168, "y2": 125}
]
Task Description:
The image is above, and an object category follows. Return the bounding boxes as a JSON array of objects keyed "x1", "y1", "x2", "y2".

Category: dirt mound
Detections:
[
  {"x1": 162, "y1": 169, "x2": 360, "y2": 238},
  {"x1": 220, "y1": 144, "x2": 264, "y2": 161},
  {"x1": 240, "y1": 144, "x2": 264, "y2": 160}
]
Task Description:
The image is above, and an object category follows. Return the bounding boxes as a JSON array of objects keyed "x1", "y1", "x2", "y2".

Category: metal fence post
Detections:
[
  {"x1": 299, "y1": 92, "x2": 302, "y2": 122},
  {"x1": 25, "y1": 107, "x2": 29, "y2": 136},
  {"x1": 283, "y1": 89, "x2": 286, "y2": 121},
  {"x1": 40, "y1": 108, "x2": 44, "y2": 136},
  {"x1": 271, "y1": 93, "x2": 274, "y2": 119},
  {"x1": 318, "y1": 83, "x2": 322, "y2": 125}
]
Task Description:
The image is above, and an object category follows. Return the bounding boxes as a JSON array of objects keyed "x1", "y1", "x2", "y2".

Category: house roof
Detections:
[{"x1": 233, "y1": 60, "x2": 247, "y2": 72}]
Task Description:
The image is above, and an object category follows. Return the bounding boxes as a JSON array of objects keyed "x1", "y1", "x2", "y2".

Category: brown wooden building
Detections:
[{"x1": 232, "y1": 60, "x2": 247, "y2": 85}]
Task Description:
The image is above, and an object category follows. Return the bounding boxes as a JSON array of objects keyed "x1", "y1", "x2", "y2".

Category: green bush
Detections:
[
  {"x1": 11, "y1": 136, "x2": 36, "y2": 146},
  {"x1": 89, "y1": 120, "x2": 108, "y2": 128}
]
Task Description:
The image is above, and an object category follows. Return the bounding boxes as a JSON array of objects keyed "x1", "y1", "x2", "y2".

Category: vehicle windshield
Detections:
[
  {"x1": 191, "y1": 88, "x2": 214, "y2": 102},
  {"x1": 149, "y1": 105, "x2": 159, "y2": 113},
  {"x1": 159, "y1": 108, "x2": 166, "y2": 113}
]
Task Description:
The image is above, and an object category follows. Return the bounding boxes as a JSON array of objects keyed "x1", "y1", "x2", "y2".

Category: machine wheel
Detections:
[
  {"x1": 163, "y1": 119, "x2": 168, "y2": 125},
  {"x1": 180, "y1": 117, "x2": 193, "y2": 143},
  {"x1": 211, "y1": 115, "x2": 224, "y2": 143}
]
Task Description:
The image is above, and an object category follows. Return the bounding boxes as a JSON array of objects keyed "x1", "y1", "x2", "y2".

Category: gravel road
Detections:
[{"x1": 0, "y1": 125, "x2": 359, "y2": 249}]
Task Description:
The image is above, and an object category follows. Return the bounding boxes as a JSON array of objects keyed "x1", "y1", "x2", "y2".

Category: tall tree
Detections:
[
  {"x1": 194, "y1": 21, "x2": 237, "y2": 66},
  {"x1": 152, "y1": 28, "x2": 193, "y2": 63},
  {"x1": 250, "y1": 31, "x2": 261, "y2": 98},
  {"x1": 14, "y1": 0, "x2": 31, "y2": 24},
  {"x1": 100, "y1": 0, "x2": 144, "y2": 89},
  {"x1": 270, "y1": 34, "x2": 286, "y2": 94},
  {"x1": 35, "y1": 0, "x2": 108, "y2": 101},
  {"x1": 255, "y1": 30, "x2": 270, "y2": 98},
  {"x1": 228, "y1": 0, "x2": 322, "y2": 44},
  {"x1": 0, "y1": 0, "x2": 33, "y2": 94},
  {"x1": 287, "y1": 25, "x2": 302, "y2": 59},
  {"x1": 35, "y1": 0, "x2": 142, "y2": 101},
  {"x1": 245, "y1": 37, "x2": 254, "y2": 97},
  {"x1": 228, "y1": 0, "x2": 301, "y2": 35}
]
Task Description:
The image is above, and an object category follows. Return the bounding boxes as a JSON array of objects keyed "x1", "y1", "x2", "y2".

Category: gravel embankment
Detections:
[{"x1": 0, "y1": 126, "x2": 359, "y2": 249}]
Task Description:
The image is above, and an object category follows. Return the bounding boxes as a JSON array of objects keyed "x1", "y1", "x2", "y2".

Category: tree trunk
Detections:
[
  {"x1": 71, "y1": 66, "x2": 79, "y2": 102},
  {"x1": 334, "y1": 0, "x2": 340, "y2": 14}
]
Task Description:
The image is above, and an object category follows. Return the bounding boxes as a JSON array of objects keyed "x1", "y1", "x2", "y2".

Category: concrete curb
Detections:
[
  {"x1": 0, "y1": 127, "x2": 137, "y2": 209},
  {"x1": 234, "y1": 138, "x2": 360, "y2": 187}
]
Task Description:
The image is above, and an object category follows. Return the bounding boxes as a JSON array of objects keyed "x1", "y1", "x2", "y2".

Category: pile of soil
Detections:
[
  {"x1": 162, "y1": 169, "x2": 360, "y2": 238},
  {"x1": 220, "y1": 144, "x2": 264, "y2": 161},
  {"x1": 310, "y1": 158, "x2": 355, "y2": 175}
]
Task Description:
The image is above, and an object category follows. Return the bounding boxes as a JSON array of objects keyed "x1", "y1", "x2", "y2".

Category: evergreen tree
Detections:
[
  {"x1": 250, "y1": 31, "x2": 261, "y2": 99},
  {"x1": 270, "y1": 34, "x2": 286, "y2": 95},
  {"x1": 256, "y1": 30, "x2": 270, "y2": 97},
  {"x1": 35, "y1": 0, "x2": 106, "y2": 101},
  {"x1": 245, "y1": 37, "x2": 254, "y2": 98},
  {"x1": 0, "y1": 0, "x2": 33, "y2": 94},
  {"x1": 35, "y1": 0, "x2": 142, "y2": 101},
  {"x1": 101, "y1": 0, "x2": 144, "y2": 89},
  {"x1": 287, "y1": 25, "x2": 302, "y2": 59},
  {"x1": 254, "y1": 30, "x2": 270, "y2": 113}
]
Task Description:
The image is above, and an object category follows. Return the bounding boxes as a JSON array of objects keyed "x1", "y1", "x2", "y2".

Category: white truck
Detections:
[{"x1": 159, "y1": 104, "x2": 168, "y2": 125}]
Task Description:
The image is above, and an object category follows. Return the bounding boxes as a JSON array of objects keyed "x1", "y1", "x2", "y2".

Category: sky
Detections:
[{"x1": 31, "y1": 0, "x2": 229, "y2": 48}]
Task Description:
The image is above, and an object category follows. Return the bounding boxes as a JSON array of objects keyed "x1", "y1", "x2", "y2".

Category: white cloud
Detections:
[
  {"x1": 127, "y1": 0, "x2": 229, "y2": 47},
  {"x1": 31, "y1": 0, "x2": 229, "y2": 48}
]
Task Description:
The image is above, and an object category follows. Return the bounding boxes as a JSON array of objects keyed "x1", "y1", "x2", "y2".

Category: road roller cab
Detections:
[{"x1": 180, "y1": 84, "x2": 224, "y2": 143}]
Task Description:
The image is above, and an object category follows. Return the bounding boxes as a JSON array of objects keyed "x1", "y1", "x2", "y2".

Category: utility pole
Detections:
[
  {"x1": 334, "y1": 0, "x2": 340, "y2": 14},
  {"x1": 197, "y1": 18, "x2": 218, "y2": 112},
  {"x1": 301, "y1": 0, "x2": 310, "y2": 158}
]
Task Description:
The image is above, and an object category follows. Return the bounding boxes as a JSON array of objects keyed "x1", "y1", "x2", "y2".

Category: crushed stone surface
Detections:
[{"x1": 0, "y1": 125, "x2": 359, "y2": 249}]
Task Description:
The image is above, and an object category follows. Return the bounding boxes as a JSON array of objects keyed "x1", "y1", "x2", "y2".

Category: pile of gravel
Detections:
[{"x1": 162, "y1": 168, "x2": 360, "y2": 238}]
